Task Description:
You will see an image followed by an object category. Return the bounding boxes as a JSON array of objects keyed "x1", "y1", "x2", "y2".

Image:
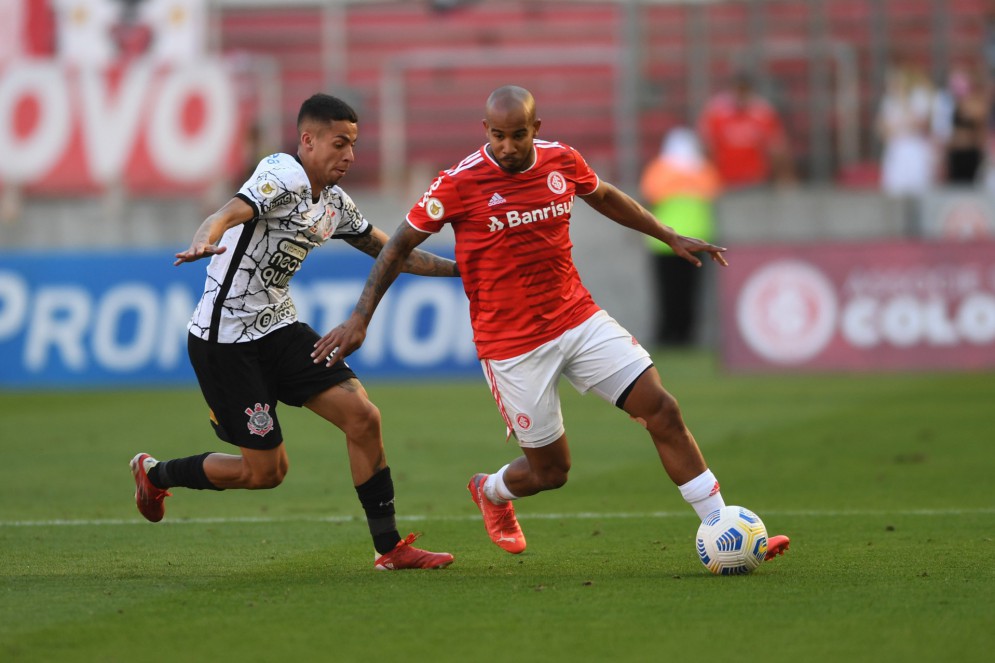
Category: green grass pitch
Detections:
[{"x1": 2, "y1": 351, "x2": 993, "y2": 662}]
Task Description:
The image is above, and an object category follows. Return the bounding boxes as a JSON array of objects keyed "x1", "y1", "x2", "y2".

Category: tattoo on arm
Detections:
[
  {"x1": 402, "y1": 248, "x2": 459, "y2": 277},
  {"x1": 344, "y1": 233, "x2": 384, "y2": 259},
  {"x1": 350, "y1": 224, "x2": 456, "y2": 324},
  {"x1": 353, "y1": 249, "x2": 405, "y2": 321}
]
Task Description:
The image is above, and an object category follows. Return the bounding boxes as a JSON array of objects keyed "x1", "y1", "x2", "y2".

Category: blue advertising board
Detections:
[{"x1": 0, "y1": 248, "x2": 478, "y2": 389}]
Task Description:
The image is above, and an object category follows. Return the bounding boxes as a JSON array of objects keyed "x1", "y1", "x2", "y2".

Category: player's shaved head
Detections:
[
  {"x1": 485, "y1": 85, "x2": 537, "y2": 124},
  {"x1": 482, "y1": 85, "x2": 541, "y2": 172}
]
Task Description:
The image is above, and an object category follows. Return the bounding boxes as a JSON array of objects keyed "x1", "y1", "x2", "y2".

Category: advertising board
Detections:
[
  {"x1": 0, "y1": 249, "x2": 478, "y2": 388},
  {"x1": 719, "y1": 241, "x2": 995, "y2": 372}
]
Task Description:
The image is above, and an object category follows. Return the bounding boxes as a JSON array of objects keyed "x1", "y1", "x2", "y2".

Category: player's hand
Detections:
[
  {"x1": 312, "y1": 315, "x2": 367, "y2": 366},
  {"x1": 668, "y1": 235, "x2": 728, "y2": 268},
  {"x1": 174, "y1": 244, "x2": 227, "y2": 266}
]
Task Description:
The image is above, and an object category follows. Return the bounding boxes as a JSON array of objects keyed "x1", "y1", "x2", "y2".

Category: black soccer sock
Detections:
[
  {"x1": 147, "y1": 453, "x2": 222, "y2": 491},
  {"x1": 355, "y1": 466, "x2": 402, "y2": 554}
]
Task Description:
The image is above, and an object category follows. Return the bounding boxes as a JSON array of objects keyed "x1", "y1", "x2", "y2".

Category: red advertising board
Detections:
[
  {"x1": 719, "y1": 241, "x2": 995, "y2": 372},
  {"x1": 0, "y1": 58, "x2": 253, "y2": 195}
]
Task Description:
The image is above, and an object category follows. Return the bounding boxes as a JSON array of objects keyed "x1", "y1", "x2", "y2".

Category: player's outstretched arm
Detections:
[
  {"x1": 580, "y1": 181, "x2": 728, "y2": 268},
  {"x1": 174, "y1": 197, "x2": 255, "y2": 266},
  {"x1": 344, "y1": 226, "x2": 459, "y2": 277},
  {"x1": 312, "y1": 222, "x2": 430, "y2": 365}
]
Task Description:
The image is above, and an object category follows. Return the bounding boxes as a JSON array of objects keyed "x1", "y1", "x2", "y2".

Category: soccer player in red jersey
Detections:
[{"x1": 314, "y1": 85, "x2": 789, "y2": 560}]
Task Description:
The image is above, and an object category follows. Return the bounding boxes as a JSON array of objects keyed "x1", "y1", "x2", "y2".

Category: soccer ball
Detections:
[{"x1": 695, "y1": 505, "x2": 768, "y2": 575}]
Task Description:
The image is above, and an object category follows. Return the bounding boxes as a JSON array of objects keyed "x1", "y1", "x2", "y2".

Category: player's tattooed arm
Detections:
[
  {"x1": 352, "y1": 224, "x2": 426, "y2": 319},
  {"x1": 313, "y1": 223, "x2": 435, "y2": 364},
  {"x1": 343, "y1": 229, "x2": 387, "y2": 259},
  {"x1": 403, "y1": 247, "x2": 460, "y2": 277},
  {"x1": 344, "y1": 226, "x2": 459, "y2": 277}
]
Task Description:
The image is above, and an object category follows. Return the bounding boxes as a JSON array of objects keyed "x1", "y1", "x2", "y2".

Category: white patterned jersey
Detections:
[{"x1": 188, "y1": 152, "x2": 371, "y2": 343}]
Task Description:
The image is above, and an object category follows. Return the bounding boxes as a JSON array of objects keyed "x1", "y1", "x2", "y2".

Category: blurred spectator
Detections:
[
  {"x1": 696, "y1": 72, "x2": 795, "y2": 189},
  {"x1": 639, "y1": 127, "x2": 721, "y2": 347},
  {"x1": 933, "y1": 64, "x2": 990, "y2": 186},
  {"x1": 876, "y1": 62, "x2": 938, "y2": 197}
]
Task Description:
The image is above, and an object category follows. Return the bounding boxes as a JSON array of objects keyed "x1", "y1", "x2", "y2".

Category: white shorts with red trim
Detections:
[{"x1": 480, "y1": 310, "x2": 652, "y2": 448}]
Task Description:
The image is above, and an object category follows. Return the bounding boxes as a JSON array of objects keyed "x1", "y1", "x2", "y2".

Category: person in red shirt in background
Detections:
[
  {"x1": 314, "y1": 85, "x2": 789, "y2": 564},
  {"x1": 697, "y1": 72, "x2": 795, "y2": 188}
]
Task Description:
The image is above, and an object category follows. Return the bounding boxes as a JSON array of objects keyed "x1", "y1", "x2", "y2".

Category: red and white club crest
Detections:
[
  {"x1": 736, "y1": 260, "x2": 838, "y2": 364},
  {"x1": 245, "y1": 402, "x2": 274, "y2": 437},
  {"x1": 547, "y1": 171, "x2": 567, "y2": 195},
  {"x1": 515, "y1": 413, "x2": 533, "y2": 431}
]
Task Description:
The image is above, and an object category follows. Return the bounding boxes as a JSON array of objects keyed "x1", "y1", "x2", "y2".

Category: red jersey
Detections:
[
  {"x1": 407, "y1": 140, "x2": 602, "y2": 360},
  {"x1": 697, "y1": 92, "x2": 786, "y2": 187}
]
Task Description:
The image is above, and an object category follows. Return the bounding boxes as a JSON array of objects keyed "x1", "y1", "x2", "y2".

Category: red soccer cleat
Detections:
[
  {"x1": 130, "y1": 453, "x2": 171, "y2": 523},
  {"x1": 467, "y1": 473, "x2": 526, "y2": 554},
  {"x1": 374, "y1": 533, "x2": 454, "y2": 570},
  {"x1": 765, "y1": 534, "x2": 790, "y2": 560}
]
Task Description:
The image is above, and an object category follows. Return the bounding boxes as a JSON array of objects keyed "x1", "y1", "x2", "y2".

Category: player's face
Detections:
[
  {"x1": 484, "y1": 109, "x2": 540, "y2": 173},
  {"x1": 301, "y1": 119, "x2": 358, "y2": 188}
]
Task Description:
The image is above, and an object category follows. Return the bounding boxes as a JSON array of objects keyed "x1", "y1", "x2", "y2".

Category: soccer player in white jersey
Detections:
[
  {"x1": 129, "y1": 94, "x2": 459, "y2": 570},
  {"x1": 313, "y1": 85, "x2": 789, "y2": 562}
]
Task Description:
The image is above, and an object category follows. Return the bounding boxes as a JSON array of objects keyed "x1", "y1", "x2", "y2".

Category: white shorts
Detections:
[{"x1": 481, "y1": 310, "x2": 653, "y2": 448}]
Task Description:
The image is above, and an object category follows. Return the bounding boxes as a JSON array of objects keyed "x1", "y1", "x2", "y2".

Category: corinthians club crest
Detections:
[{"x1": 245, "y1": 402, "x2": 274, "y2": 437}]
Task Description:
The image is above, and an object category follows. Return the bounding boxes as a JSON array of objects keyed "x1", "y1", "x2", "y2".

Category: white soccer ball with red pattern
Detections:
[{"x1": 695, "y1": 505, "x2": 768, "y2": 575}]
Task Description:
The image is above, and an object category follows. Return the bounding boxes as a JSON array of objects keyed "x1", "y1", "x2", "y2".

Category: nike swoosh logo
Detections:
[{"x1": 497, "y1": 535, "x2": 518, "y2": 543}]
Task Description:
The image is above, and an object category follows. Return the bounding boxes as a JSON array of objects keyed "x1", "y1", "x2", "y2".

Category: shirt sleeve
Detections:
[
  {"x1": 568, "y1": 146, "x2": 600, "y2": 196},
  {"x1": 238, "y1": 157, "x2": 306, "y2": 219},
  {"x1": 328, "y1": 187, "x2": 372, "y2": 237},
  {"x1": 406, "y1": 171, "x2": 466, "y2": 233}
]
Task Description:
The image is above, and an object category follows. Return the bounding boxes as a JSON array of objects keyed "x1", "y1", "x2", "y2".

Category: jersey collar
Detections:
[{"x1": 481, "y1": 145, "x2": 538, "y2": 174}]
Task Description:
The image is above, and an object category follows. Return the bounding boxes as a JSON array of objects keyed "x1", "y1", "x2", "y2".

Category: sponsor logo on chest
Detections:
[
  {"x1": 487, "y1": 196, "x2": 574, "y2": 233},
  {"x1": 261, "y1": 240, "x2": 308, "y2": 289}
]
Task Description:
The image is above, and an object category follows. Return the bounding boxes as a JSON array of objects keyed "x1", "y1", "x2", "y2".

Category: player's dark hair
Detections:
[{"x1": 297, "y1": 94, "x2": 358, "y2": 129}]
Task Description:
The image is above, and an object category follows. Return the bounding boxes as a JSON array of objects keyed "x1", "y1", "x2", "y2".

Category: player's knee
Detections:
[
  {"x1": 343, "y1": 399, "x2": 382, "y2": 441},
  {"x1": 644, "y1": 391, "x2": 686, "y2": 437},
  {"x1": 249, "y1": 472, "x2": 285, "y2": 489},
  {"x1": 244, "y1": 464, "x2": 287, "y2": 489},
  {"x1": 536, "y1": 462, "x2": 570, "y2": 491}
]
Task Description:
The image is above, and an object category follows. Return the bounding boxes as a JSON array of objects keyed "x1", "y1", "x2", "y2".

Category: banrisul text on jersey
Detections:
[{"x1": 488, "y1": 196, "x2": 574, "y2": 232}]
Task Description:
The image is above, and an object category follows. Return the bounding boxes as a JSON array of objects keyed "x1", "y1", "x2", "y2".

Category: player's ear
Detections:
[{"x1": 533, "y1": 119, "x2": 541, "y2": 135}]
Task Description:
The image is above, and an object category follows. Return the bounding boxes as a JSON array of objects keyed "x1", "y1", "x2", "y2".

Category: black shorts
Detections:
[{"x1": 187, "y1": 322, "x2": 357, "y2": 450}]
